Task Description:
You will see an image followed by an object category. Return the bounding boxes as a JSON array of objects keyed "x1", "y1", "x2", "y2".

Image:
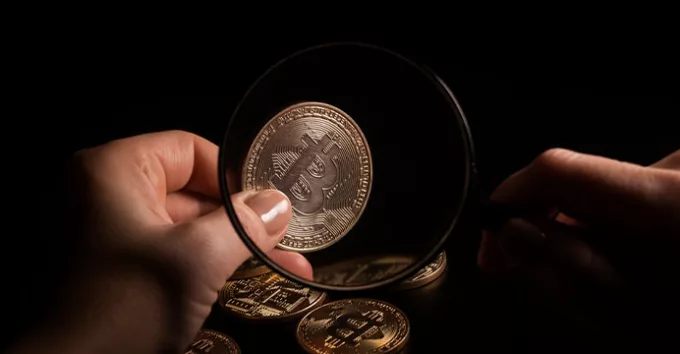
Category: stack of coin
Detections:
[{"x1": 212, "y1": 101, "x2": 450, "y2": 352}]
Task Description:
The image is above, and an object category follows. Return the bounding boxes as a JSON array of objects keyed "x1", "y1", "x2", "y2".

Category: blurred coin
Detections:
[
  {"x1": 185, "y1": 329, "x2": 240, "y2": 354},
  {"x1": 296, "y1": 298, "x2": 410, "y2": 354},
  {"x1": 313, "y1": 255, "x2": 414, "y2": 286},
  {"x1": 230, "y1": 257, "x2": 270, "y2": 279},
  {"x1": 242, "y1": 102, "x2": 373, "y2": 253},
  {"x1": 218, "y1": 272, "x2": 327, "y2": 321},
  {"x1": 399, "y1": 251, "x2": 447, "y2": 290}
]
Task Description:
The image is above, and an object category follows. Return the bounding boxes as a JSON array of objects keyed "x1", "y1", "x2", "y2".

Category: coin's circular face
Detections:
[
  {"x1": 185, "y1": 329, "x2": 240, "y2": 354},
  {"x1": 242, "y1": 102, "x2": 373, "y2": 253},
  {"x1": 399, "y1": 251, "x2": 447, "y2": 290},
  {"x1": 313, "y1": 255, "x2": 414, "y2": 287},
  {"x1": 218, "y1": 272, "x2": 327, "y2": 321},
  {"x1": 296, "y1": 298, "x2": 410, "y2": 354},
  {"x1": 230, "y1": 257, "x2": 270, "y2": 279}
]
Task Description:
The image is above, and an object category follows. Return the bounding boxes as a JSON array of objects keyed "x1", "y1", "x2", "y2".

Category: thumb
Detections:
[{"x1": 187, "y1": 189, "x2": 292, "y2": 279}]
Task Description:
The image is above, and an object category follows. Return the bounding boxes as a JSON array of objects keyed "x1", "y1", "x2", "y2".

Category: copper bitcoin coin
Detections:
[
  {"x1": 185, "y1": 329, "x2": 240, "y2": 354},
  {"x1": 296, "y1": 298, "x2": 410, "y2": 354},
  {"x1": 313, "y1": 255, "x2": 414, "y2": 287},
  {"x1": 399, "y1": 251, "x2": 447, "y2": 290},
  {"x1": 218, "y1": 272, "x2": 327, "y2": 322},
  {"x1": 230, "y1": 257, "x2": 270, "y2": 280},
  {"x1": 242, "y1": 102, "x2": 373, "y2": 253}
]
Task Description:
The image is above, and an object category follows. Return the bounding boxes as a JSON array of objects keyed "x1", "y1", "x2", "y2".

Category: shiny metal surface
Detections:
[
  {"x1": 218, "y1": 272, "x2": 327, "y2": 321},
  {"x1": 296, "y1": 298, "x2": 410, "y2": 354},
  {"x1": 242, "y1": 102, "x2": 373, "y2": 253}
]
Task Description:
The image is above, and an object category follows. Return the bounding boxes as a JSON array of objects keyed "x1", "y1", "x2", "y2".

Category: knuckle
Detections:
[{"x1": 532, "y1": 148, "x2": 580, "y2": 174}]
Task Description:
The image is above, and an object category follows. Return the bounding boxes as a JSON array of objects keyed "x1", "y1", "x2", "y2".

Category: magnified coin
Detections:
[
  {"x1": 218, "y1": 272, "x2": 327, "y2": 321},
  {"x1": 242, "y1": 102, "x2": 373, "y2": 253},
  {"x1": 296, "y1": 298, "x2": 410, "y2": 354},
  {"x1": 313, "y1": 255, "x2": 414, "y2": 286},
  {"x1": 185, "y1": 329, "x2": 240, "y2": 354},
  {"x1": 399, "y1": 251, "x2": 447, "y2": 290},
  {"x1": 230, "y1": 257, "x2": 270, "y2": 279}
]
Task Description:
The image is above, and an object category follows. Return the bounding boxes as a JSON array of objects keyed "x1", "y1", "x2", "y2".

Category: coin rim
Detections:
[
  {"x1": 218, "y1": 272, "x2": 328, "y2": 322},
  {"x1": 240, "y1": 101, "x2": 374, "y2": 253},
  {"x1": 192, "y1": 329, "x2": 241, "y2": 354},
  {"x1": 398, "y1": 251, "x2": 447, "y2": 290},
  {"x1": 295, "y1": 298, "x2": 410, "y2": 354}
]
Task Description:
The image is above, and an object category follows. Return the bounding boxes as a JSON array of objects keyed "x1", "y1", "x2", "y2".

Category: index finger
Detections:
[
  {"x1": 83, "y1": 130, "x2": 220, "y2": 199},
  {"x1": 491, "y1": 148, "x2": 680, "y2": 233}
]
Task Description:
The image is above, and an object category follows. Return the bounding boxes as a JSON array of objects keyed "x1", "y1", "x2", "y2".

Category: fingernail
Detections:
[
  {"x1": 244, "y1": 190, "x2": 292, "y2": 237},
  {"x1": 495, "y1": 218, "x2": 546, "y2": 264}
]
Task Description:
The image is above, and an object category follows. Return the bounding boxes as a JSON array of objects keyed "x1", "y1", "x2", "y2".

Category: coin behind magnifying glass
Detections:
[
  {"x1": 185, "y1": 329, "x2": 240, "y2": 354},
  {"x1": 218, "y1": 272, "x2": 327, "y2": 322},
  {"x1": 230, "y1": 257, "x2": 270, "y2": 280},
  {"x1": 399, "y1": 251, "x2": 447, "y2": 290},
  {"x1": 296, "y1": 298, "x2": 410, "y2": 354},
  {"x1": 241, "y1": 102, "x2": 373, "y2": 253},
  {"x1": 313, "y1": 255, "x2": 414, "y2": 287}
]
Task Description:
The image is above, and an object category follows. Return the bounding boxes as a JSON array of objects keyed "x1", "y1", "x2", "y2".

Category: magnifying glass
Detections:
[{"x1": 218, "y1": 42, "x2": 475, "y2": 295}]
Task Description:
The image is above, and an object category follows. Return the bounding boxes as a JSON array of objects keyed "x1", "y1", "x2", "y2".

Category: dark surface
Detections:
[{"x1": 16, "y1": 28, "x2": 679, "y2": 352}]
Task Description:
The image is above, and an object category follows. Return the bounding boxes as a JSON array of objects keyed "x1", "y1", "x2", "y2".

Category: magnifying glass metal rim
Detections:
[{"x1": 218, "y1": 41, "x2": 476, "y2": 291}]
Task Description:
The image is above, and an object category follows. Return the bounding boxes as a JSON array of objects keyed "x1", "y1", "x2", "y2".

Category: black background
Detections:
[{"x1": 15, "y1": 23, "x2": 679, "y2": 353}]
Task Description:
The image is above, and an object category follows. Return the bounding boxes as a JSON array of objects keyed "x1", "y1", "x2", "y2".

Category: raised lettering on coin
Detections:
[
  {"x1": 242, "y1": 102, "x2": 373, "y2": 252},
  {"x1": 218, "y1": 272, "x2": 327, "y2": 321}
]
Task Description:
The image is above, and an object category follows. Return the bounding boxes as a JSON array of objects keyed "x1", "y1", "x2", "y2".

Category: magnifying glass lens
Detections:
[{"x1": 219, "y1": 43, "x2": 474, "y2": 291}]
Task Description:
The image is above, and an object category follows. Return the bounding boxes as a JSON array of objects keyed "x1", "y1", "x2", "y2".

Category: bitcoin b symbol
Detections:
[
  {"x1": 324, "y1": 310, "x2": 385, "y2": 349},
  {"x1": 271, "y1": 133, "x2": 339, "y2": 214}
]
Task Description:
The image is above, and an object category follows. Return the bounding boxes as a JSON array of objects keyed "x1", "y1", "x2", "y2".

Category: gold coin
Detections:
[
  {"x1": 296, "y1": 298, "x2": 410, "y2": 354},
  {"x1": 218, "y1": 272, "x2": 327, "y2": 321},
  {"x1": 399, "y1": 251, "x2": 447, "y2": 290},
  {"x1": 230, "y1": 257, "x2": 270, "y2": 279},
  {"x1": 242, "y1": 102, "x2": 373, "y2": 253},
  {"x1": 185, "y1": 329, "x2": 240, "y2": 354},
  {"x1": 313, "y1": 255, "x2": 414, "y2": 287}
]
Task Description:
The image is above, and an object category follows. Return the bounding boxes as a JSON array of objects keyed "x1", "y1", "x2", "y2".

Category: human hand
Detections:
[
  {"x1": 18, "y1": 131, "x2": 312, "y2": 353},
  {"x1": 478, "y1": 148, "x2": 680, "y2": 334}
]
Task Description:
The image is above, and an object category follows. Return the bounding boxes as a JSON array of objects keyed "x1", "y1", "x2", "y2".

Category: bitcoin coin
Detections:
[
  {"x1": 185, "y1": 329, "x2": 240, "y2": 354},
  {"x1": 218, "y1": 272, "x2": 327, "y2": 321},
  {"x1": 242, "y1": 102, "x2": 373, "y2": 253},
  {"x1": 296, "y1": 298, "x2": 410, "y2": 354},
  {"x1": 399, "y1": 251, "x2": 447, "y2": 290},
  {"x1": 313, "y1": 255, "x2": 414, "y2": 287},
  {"x1": 230, "y1": 257, "x2": 270, "y2": 279}
]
